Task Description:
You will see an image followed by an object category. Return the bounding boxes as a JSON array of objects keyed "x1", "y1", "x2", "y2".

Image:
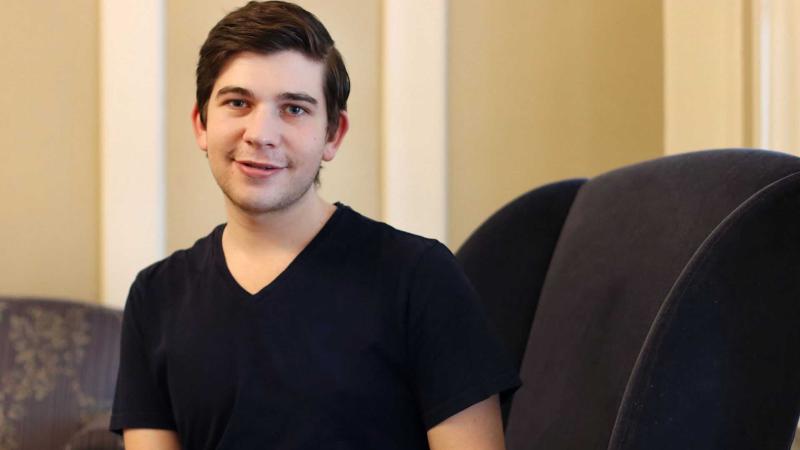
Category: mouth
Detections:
[
  {"x1": 234, "y1": 159, "x2": 286, "y2": 177},
  {"x1": 239, "y1": 160, "x2": 284, "y2": 169}
]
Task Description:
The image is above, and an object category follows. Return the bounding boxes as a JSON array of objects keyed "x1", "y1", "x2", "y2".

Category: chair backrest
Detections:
[
  {"x1": 457, "y1": 178, "x2": 586, "y2": 424},
  {"x1": 457, "y1": 149, "x2": 800, "y2": 449},
  {"x1": 0, "y1": 297, "x2": 122, "y2": 450}
]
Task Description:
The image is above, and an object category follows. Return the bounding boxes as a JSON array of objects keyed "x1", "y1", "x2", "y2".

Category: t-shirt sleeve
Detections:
[
  {"x1": 109, "y1": 276, "x2": 177, "y2": 434},
  {"x1": 407, "y1": 242, "x2": 521, "y2": 430}
]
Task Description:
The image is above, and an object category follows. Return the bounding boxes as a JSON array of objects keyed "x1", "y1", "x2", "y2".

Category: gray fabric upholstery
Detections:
[
  {"x1": 609, "y1": 170, "x2": 800, "y2": 449},
  {"x1": 0, "y1": 298, "x2": 124, "y2": 450},
  {"x1": 457, "y1": 149, "x2": 800, "y2": 449}
]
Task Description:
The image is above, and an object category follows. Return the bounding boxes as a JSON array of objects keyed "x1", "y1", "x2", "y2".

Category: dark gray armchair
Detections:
[
  {"x1": 457, "y1": 149, "x2": 800, "y2": 449},
  {"x1": 0, "y1": 298, "x2": 124, "y2": 450}
]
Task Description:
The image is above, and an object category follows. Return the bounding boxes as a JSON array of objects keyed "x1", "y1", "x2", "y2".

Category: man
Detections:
[{"x1": 110, "y1": 2, "x2": 520, "y2": 449}]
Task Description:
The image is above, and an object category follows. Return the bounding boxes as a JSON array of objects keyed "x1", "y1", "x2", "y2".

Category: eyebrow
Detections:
[
  {"x1": 278, "y1": 92, "x2": 318, "y2": 105},
  {"x1": 215, "y1": 86, "x2": 254, "y2": 99},
  {"x1": 215, "y1": 86, "x2": 318, "y2": 105}
]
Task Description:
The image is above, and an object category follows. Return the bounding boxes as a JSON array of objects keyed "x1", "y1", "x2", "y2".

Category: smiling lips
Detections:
[{"x1": 235, "y1": 159, "x2": 286, "y2": 178}]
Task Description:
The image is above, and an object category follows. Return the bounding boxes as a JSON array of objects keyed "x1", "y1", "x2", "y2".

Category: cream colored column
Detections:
[
  {"x1": 751, "y1": 0, "x2": 800, "y2": 154},
  {"x1": 100, "y1": 0, "x2": 166, "y2": 307},
  {"x1": 382, "y1": 0, "x2": 448, "y2": 242}
]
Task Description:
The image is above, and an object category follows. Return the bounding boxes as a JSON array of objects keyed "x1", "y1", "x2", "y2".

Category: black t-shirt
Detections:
[{"x1": 110, "y1": 204, "x2": 520, "y2": 449}]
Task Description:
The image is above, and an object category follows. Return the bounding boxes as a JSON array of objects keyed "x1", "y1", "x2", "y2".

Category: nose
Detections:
[{"x1": 243, "y1": 106, "x2": 281, "y2": 148}]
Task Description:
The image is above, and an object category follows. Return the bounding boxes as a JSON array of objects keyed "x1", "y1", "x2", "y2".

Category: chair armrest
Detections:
[{"x1": 64, "y1": 413, "x2": 124, "y2": 450}]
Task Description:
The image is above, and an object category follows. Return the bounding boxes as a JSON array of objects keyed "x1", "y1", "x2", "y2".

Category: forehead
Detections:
[{"x1": 213, "y1": 50, "x2": 325, "y2": 98}]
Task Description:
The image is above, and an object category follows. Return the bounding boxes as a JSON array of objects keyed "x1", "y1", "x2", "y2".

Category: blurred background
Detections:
[{"x1": 0, "y1": 0, "x2": 798, "y2": 307}]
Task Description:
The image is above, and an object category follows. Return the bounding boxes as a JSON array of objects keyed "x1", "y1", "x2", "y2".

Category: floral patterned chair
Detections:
[{"x1": 0, "y1": 297, "x2": 124, "y2": 450}]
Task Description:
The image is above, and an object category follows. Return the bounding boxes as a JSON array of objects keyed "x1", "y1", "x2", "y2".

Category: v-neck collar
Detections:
[{"x1": 212, "y1": 203, "x2": 347, "y2": 300}]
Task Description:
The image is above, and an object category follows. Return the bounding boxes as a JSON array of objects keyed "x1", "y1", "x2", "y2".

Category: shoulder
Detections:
[
  {"x1": 130, "y1": 224, "x2": 222, "y2": 300},
  {"x1": 336, "y1": 204, "x2": 449, "y2": 270}
]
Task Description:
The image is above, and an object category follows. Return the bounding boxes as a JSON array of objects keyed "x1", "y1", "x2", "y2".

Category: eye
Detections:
[
  {"x1": 226, "y1": 99, "x2": 249, "y2": 109},
  {"x1": 283, "y1": 105, "x2": 308, "y2": 116}
]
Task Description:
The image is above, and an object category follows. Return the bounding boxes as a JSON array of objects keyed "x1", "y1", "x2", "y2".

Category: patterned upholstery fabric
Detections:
[
  {"x1": 0, "y1": 298, "x2": 124, "y2": 450},
  {"x1": 64, "y1": 412, "x2": 124, "y2": 450}
]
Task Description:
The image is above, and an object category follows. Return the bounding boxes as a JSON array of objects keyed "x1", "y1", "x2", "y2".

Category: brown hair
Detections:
[{"x1": 196, "y1": 1, "x2": 350, "y2": 140}]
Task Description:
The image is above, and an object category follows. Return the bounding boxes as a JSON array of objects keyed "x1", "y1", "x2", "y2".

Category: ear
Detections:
[
  {"x1": 191, "y1": 103, "x2": 208, "y2": 152},
  {"x1": 322, "y1": 110, "x2": 349, "y2": 162}
]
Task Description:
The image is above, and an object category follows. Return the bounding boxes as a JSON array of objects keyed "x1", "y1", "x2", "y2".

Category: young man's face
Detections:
[{"x1": 193, "y1": 50, "x2": 347, "y2": 215}]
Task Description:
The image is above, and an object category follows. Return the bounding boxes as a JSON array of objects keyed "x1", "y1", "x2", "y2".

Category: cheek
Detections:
[
  {"x1": 285, "y1": 122, "x2": 326, "y2": 148},
  {"x1": 207, "y1": 122, "x2": 243, "y2": 149}
]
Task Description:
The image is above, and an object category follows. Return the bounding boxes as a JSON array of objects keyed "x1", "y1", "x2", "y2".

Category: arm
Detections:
[
  {"x1": 427, "y1": 395, "x2": 506, "y2": 450},
  {"x1": 111, "y1": 279, "x2": 180, "y2": 440},
  {"x1": 123, "y1": 429, "x2": 182, "y2": 450},
  {"x1": 408, "y1": 244, "x2": 519, "y2": 448}
]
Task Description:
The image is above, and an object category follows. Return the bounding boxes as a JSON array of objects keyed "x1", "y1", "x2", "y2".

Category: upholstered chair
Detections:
[
  {"x1": 0, "y1": 298, "x2": 124, "y2": 450},
  {"x1": 457, "y1": 149, "x2": 800, "y2": 449}
]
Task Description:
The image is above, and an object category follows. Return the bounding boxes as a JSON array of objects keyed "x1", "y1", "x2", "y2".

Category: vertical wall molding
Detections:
[
  {"x1": 381, "y1": 0, "x2": 448, "y2": 242},
  {"x1": 100, "y1": 0, "x2": 166, "y2": 307},
  {"x1": 751, "y1": 0, "x2": 800, "y2": 154},
  {"x1": 665, "y1": 0, "x2": 800, "y2": 156},
  {"x1": 752, "y1": 0, "x2": 772, "y2": 149}
]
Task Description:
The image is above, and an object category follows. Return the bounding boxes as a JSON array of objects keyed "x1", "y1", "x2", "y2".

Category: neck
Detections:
[{"x1": 222, "y1": 189, "x2": 336, "y2": 255}]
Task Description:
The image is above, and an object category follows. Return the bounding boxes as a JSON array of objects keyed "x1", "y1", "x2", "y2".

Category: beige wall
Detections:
[
  {"x1": 166, "y1": 0, "x2": 383, "y2": 252},
  {"x1": 663, "y1": 0, "x2": 748, "y2": 155},
  {"x1": 6, "y1": 0, "x2": 782, "y2": 301},
  {"x1": 0, "y1": 0, "x2": 99, "y2": 302},
  {"x1": 448, "y1": 0, "x2": 665, "y2": 249}
]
